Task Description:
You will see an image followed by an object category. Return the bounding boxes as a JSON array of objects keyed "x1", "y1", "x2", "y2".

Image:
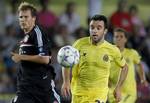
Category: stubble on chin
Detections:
[{"x1": 92, "y1": 36, "x2": 103, "y2": 44}]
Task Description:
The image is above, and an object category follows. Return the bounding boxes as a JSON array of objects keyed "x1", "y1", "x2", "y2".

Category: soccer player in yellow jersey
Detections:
[
  {"x1": 61, "y1": 15, "x2": 128, "y2": 103},
  {"x1": 108, "y1": 28, "x2": 148, "y2": 103}
]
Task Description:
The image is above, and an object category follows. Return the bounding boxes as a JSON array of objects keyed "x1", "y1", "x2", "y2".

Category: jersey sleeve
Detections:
[
  {"x1": 113, "y1": 46, "x2": 126, "y2": 68},
  {"x1": 33, "y1": 26, "x2": 49, "y2": 56},
  {"x1": 131, "y1": 49, "x2": 141, "y2": 64}
]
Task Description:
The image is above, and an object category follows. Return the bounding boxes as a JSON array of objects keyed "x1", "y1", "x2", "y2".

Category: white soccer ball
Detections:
[{"x1": 57, "y1": 45, "x2": 80, "y2": 68}]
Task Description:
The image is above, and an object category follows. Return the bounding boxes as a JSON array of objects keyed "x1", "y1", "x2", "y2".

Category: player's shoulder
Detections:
[
  {"x1": 76, "y1": 37, "x2": 89, "y2": 42},
  {"x1": 32, "y1": 25, "x2": 41, "y2": 35},
  {"x1": 34, "y1": 25, "x2": 46, "y2": 33},
  {"x1": 73, "y1": 37, "x2": 89, "y2": 45},
  {"x1": 125, "y1": 48, "x2": 139, "y2": 54},
  {"x1": 104, "y1": 41, "x2": 119, "y2": 50},
  {"x1": 34, "y1": 25, "x2": 49, "y2": 37},
  {"x1": 103, "y1": 41, "x2": 121, "y2": 56}
]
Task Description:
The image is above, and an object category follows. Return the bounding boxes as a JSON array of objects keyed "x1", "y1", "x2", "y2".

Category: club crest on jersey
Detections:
[{"x1": 103, "y1": 54, "x2": 109, "y2": 62}]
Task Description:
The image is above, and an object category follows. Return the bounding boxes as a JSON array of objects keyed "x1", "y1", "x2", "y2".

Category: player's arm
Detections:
[
  {"x1": 137, "y1": 62, "x2": 148, "y2": 86},
  {"x1": 115, "y1": 64, "x2": 128, "y2": 89},
  {"x1": 61, "y1": 67, "x2": 71, "y2": 97},
  {"x1": 11, "y1": 52, "x2": 50, "y2": 64},
  {"x1": 133, "y1": 50, "x2": 148, "y2": 86},
  {"x1": 114, "y1": 63, "x2": 128, "y2": 102}
]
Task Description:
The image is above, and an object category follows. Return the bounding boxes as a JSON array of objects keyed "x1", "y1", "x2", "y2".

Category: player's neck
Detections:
[
  {"x1": 24, "y1": 24, "x2": 35, "y2": 34},
  {"x1": 118, "y1": 46, "x2": 125, "y2": 52},
  {"x1": 92, "y1": 37, "x2": 104, "y2": 45}
]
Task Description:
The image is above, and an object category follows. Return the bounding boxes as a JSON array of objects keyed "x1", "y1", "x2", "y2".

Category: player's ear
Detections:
[
  {"x1": 104, "y1": 29, "x2": 108, "y2": 35},
  {"x1": 124, "y1": 37, "x2": 127, "y2": 43},
  {"x1": 32, "y1": 16, "x2": 36, "y2": 23}
]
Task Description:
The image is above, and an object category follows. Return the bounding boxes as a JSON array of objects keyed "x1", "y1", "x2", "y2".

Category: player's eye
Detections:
[
  {"x1": 19, "y1": 16, "x2": 23, "y2": 18},
  {"x1": 97, "y1": 27, "x2": 101, "y2": 30},
  {"x1": 115, "y1": 36, "x2": 118, "y2": 38},
  {"x1": 120, "y1": 35, "x2": 123, "y2": 38},
  {"x1": 24, "y1": 16, "x2": 28, "y2": 19},
  {"x1": 90, "y1": 26, "x2": 94, "y2": 30}
]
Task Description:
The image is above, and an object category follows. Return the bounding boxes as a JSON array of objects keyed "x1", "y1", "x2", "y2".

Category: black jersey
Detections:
[{"x1": 17, "y1": 25, "x2": 52, "y2": 94}]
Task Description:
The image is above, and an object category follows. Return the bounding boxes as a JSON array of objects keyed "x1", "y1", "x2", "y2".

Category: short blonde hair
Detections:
[{"x1": 18, "y1": 2, "x2": 37, "y2": 17}]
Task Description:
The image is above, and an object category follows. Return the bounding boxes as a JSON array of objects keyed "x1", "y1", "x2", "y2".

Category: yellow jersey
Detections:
[
  {"x1": 71, "y1": 37, "x2": 126, "y2": 101},
  {"x1": 109, "y1": 48, "x2": 141, "y2": 95}
]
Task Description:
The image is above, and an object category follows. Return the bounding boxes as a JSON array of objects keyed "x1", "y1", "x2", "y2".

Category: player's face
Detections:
[
  {"x1": 19, "y1": 10, "x2": 36, "y2": 32},
  {"x1": 89, "y1": 20, "x2": 107, "y2": 44},
  {"x1": 113, "y1": 32, "x2": 127, "y2": 47}
]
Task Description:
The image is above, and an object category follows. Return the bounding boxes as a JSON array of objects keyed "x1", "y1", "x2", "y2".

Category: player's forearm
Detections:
[
  {"x1": 115, "y1": 64, "x2": 128, "y2": 89},
  {"x1": 20, "y1": 55, "x2": 49, "y2": 64},
  {"x1": 62, "y1": 67, "x2": 71, "y2": 83},
  {"x1": 138, "y1": 63, "x2": 146, "y2": 83}
]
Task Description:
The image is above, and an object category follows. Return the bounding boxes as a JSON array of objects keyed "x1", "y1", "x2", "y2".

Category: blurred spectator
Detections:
[
  {"x1": 0, "y1": 58, "x2": 5, "y2": 74},
  {"x1": 10, "y1": 0, "x2": 19, "y2": 5},
  {"x1": 141, "y1": 61, "x2": 150, "y2": 82},
  {"x1": 74, "y1": 27, "x2": 87, "y2": 39},
  {"x1": 128, "y1": 5, "x2": 146, "y2": 49},
  {"x1": 139, "y1": 22, "x2": 150, "y2": 69},
  {"x1": 54, "y1": 24, "x2": 75, "y2": 48},
  {"x1": 0, "y1": 0, "x2": 6, "y2": 34},
  {"x1": 136, "y1": 79, "x2": 150, "y2": 103},
  {"x1": 59, "y1": 2, "x2": 80, "y2": 34},
  {"x1": 37, "y1": 0, "x2": 58, "y2": 33},
  {"x1": 0, "y1": 25, "x2": 18, "y2": 80},
  {"x1": 129, "y1": 5, "x2": 146, "y2": 37},
  {"x1": 146, "y1": 17, "x2": 150, "y2": 33},
  {"x1": 88, "y1": 0, "x2": 102, "y2": 18},
  {"x1": 5, "y1": 0, "x2": 19, "y2": 28},
  {"x1": 109, "y1": 0, "x2": 133, "y2": 34},
  {"x1": 0, "y1": 73, "x2": 15, "y2": 93}
]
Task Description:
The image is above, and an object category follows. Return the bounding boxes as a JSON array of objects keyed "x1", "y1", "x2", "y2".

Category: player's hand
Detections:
[
  {"x1": 61, "y1": 82, "x2": 71, "y2": 98},
  {"x1": 11, "y1": 52, "x2": 21, "y2": 63},
  {"x1": 113, "y1": 87, "x2": 121, "y2": 103}
]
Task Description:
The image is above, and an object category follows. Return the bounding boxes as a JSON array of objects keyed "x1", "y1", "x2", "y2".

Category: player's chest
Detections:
[
  {"x1": 122, "y1": 52, "x2": 134, "y2": 64},
  {"x1": 20, "y1": 34, "x2": 34, "y2": 45},
  {"x1": 79, "y1": 46, "x2": 111, "y2": 65}
]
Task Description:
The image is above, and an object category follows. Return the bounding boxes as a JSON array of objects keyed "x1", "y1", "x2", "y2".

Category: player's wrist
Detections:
[
  {"x1": 115, "y1": 84, "x2": 122, "y2": 89},
  {"x1": 19, "y1": 54, "x2": 25, "y2": 61}
]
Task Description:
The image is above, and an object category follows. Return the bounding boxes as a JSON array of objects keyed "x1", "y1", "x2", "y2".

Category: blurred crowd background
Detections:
[{"x1": 0, "y1": 0, "x2": 150, "y2": 103}]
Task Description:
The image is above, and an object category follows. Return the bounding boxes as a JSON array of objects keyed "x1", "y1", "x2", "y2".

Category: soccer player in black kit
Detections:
[{"x1": 11, "y1": 2, "x2": 60, "y2": 103}]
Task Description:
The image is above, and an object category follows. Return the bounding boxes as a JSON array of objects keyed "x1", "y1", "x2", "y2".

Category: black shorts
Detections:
[
  {"x1": 12, "y1": 93, "x2": 60, "y2": 103},
  {"x1": 12, "y1": 81, "x2": 60, "y2": 103}
]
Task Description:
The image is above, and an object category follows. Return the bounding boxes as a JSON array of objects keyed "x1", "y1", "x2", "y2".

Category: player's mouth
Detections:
[{"x1": 92, "y1": 34, "x2": 98, "y2": 38}]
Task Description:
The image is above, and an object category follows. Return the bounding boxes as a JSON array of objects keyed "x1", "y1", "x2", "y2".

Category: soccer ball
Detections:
[{"x1": 57, "y1": 45, "x2": 80, "y2": 68}]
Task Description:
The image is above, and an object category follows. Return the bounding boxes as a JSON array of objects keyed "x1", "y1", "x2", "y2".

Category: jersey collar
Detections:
[{"x1": 89, "y1": 37, "x2": 105, "y2": 46}]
